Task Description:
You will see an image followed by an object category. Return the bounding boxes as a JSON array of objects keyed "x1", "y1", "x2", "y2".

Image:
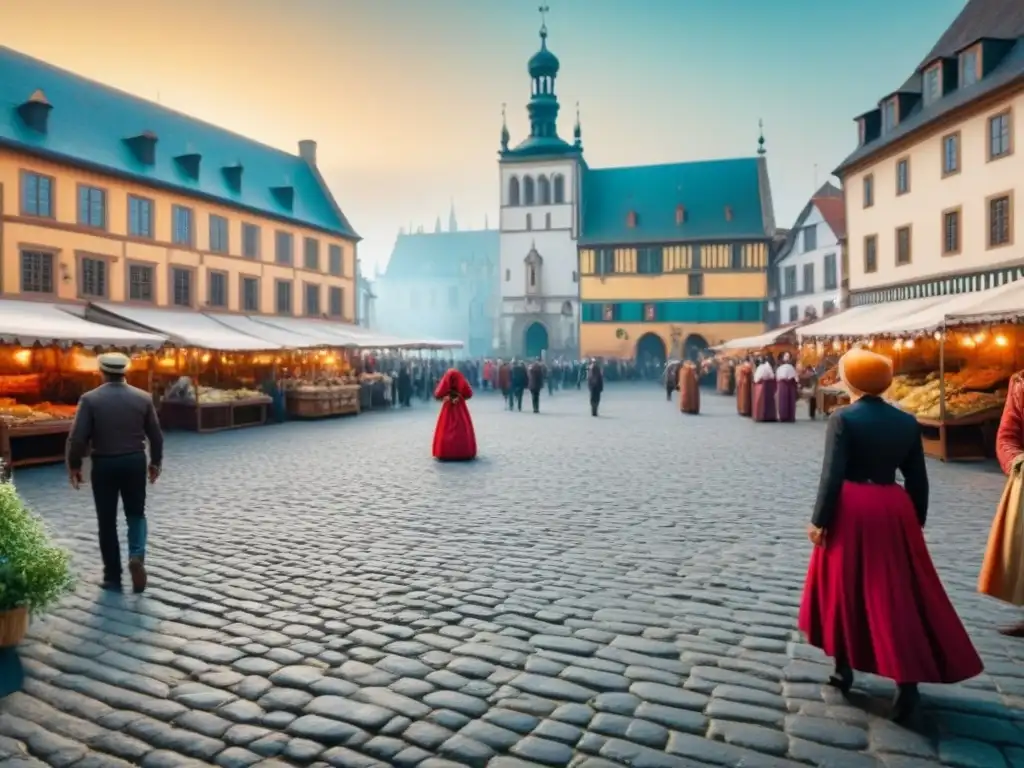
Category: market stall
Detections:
[
  {"x1": 85, "y1": 304, "x2": 276, "y2": 432},
  {"x1": 0, "y1": 301, "x2": 166, "y2": 469},
  {"x1": 712, "y1": 326, "x2": 798, "y2": 396}
]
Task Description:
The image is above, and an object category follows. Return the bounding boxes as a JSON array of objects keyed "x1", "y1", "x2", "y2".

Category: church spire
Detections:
[
  {"x1": 434, "y1": 215, "x2": 442, "y2": 233},
  {"x1": 526, "y1": 4, "x2": 561, "y2": 140},
  {"x1": 449, "y1": 199, "x2": 458, "y2": 232},
  {"x1": 757, "y1": 118, "x2": 766, "y2": 156},
  {"x1": 500, "y1": 102, "x2": 509, "y2": 152},
  {"x1": 574, "y1": 101, "x2": 582, "y2": 149}
]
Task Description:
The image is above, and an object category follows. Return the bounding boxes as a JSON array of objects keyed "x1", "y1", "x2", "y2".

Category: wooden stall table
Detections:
[
  {"x1": 916, "y1": 408, "x2": 1001, "y2": 462},
  {"x1": 286, "y1": 386, "x2": 360, "y2": 419},
  {"x1": 0, "y1": 418, "x2": 73, "y2": 477},
  {"x1": 816, "y1": 386, "x2": 850, "y2": 417},
  {"x1": 160, "y1": 396, "x2": 271, "y2": 433}
]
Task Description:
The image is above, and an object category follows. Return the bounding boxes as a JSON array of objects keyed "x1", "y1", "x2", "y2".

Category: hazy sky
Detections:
[{"x1": 2, "y1": 0, "x2": 965, "y2": 275}]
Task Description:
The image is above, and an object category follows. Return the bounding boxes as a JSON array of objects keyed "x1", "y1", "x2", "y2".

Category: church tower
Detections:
[{"x1": 497, "y1": 6, "x2": 583, "y2": 359}]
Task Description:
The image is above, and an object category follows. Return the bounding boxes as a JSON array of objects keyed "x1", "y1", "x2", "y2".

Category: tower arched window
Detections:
[
  {"x1": 538, "y1": 176, "x2": 551, "y2": 205},
  {"x1": 545, "y1": 213, "x2": 551, "y2": 229},
  {"x1": 508, "y1": 176, "x2": 520, "y2": 206},
  {"x1": 530, "y1": 266, "x2": 536, "y2": 287},
  {"x1": 523, "y1": 176, "x2": 535, "y2": 205},
  {"x1": 526, "y1": 214, "x2": 532, "y2": 231},
  {"x1": 553, "y1": 174, "x2": 565, "y2": 204}
]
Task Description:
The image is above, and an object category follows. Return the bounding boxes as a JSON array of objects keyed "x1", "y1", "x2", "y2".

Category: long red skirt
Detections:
[
  {"x1": 799, "y1": 482, "x2": 983, "y2": 684},
  {"x1": 432, "y1": 401, "x2": 477, "y2": 461},
  {"x1": 777, "y1": 379, "x2": 798, "y2": 422},
  {"x1": 753, "y1": 380, "x2": 777, "y2": 422}
]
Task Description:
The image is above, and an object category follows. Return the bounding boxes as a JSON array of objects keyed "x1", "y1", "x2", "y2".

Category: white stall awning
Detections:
[
  {"x1": 944, "y1": 280, "x2": 1024, "y2": 327},
  {"x1": 798, "y1": 296, "x2": 948, "y2": 339},
  {"x1": 87, "y1": 304, "x2": 279, "y2": 351},
  {"x1": 869, "y1": 282, "x2": 1021, "y2": 335},
  {"x1": 246, "y1": 316, "x2": 364, "y2": 348},
  {"x1": 716, "y1": 326, "x2": 794, "y2": 351},
  {"x1": 205, "y1": 313, "x2": 329, "y2": 349},
  {"x1": 0, "y1": 301, "x2": 167, "y2": 348}
]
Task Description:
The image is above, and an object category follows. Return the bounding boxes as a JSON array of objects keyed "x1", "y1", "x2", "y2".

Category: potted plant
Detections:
[{"x1": 0, "y1": 472, "x2": 74, "y2": 648}]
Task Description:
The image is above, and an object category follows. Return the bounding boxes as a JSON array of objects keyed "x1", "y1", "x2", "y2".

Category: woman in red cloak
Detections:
[
  {"x1": 799, "y1": 349, "x2": 981, "y2": 723},
  {"x1": 432, "y1": 368, "x2": 477, "y2": 461}
]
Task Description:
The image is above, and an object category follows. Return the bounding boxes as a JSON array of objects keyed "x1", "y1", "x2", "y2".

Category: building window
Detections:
[
  {"x1": 207, "y1": 270, "x2": 227, "y2": 307},
  {"x1": 523, "y1": 176, "x2": 535, "y2": 205},
  {"x1": 923, "y1": 64, "x2": 941, "y2": 105},
  {"x1": 328, "y1": 244, "x2": 343, "y2": 276},
  {"x1": 942, "y1": 133, "x2": 960, "y2": 176},
  {"x1": 538, "y1": 176, "x2": 551, "y2": 205},
  {"x1": 448, "y1": 285, "x2": 459, "y2": 308},
  {"x1": 783, "y1": 265, "x2": 797, "y2": 296},
  {"x1": 823, "y1": 299, "x2": 836, "y2": 315},
  {"x1": 989, "y1": 112, "x2": 1013, "y2": 160},
  {"x1": 863, "y1": 174, "x2": 874, "y2": 208},
  {"x1": 504, "y1": 268, "x2": 510, "y2": 282},
  {"x1": 171, "y1": 267, "x2": 192, "y2": 307},
  {"x1": 329, "y1": 286, "x2": 343, "y2": 317},
  {"x1": 275, "y1": 231, "x2": 293, "y2": 264},
  {"x1": 545, "y1": 212, "x2": 552, "y2": 229},
  {"x1": 730, "y1": 243, "x2": 744, "y2": 270},
  {"x1": 77, "y1": 185, "x2": 106, "y2": 229},
  {"x1": 989, "y1": 194, "x2": 1013, "y2": 248},
  {"x1": 802, "y1": 263, "x2": 815, "y2": 294},
  {"x1": 79, "y1": 255, "x2": 107, "y2": 298},
  {"x1": 802, "y1": 225, "x2": 817, "y2": 252},
  {"x1": 172, "y1": 205, "x2": 194, "y2": 246},
  {"x1": 882, "y1": 98, "x2": 897, "y2": 133},
  {"x1": 276, "y1": 279, "x2": 293, "y2": 314},
  {"x1": 241, "y1": 276, "x2": 259, "y2": 312},
  {"x1": 572, "y1": 270, "x2": 578, "y2": 282},
  {"x1": 128, "y1": 195, "x2": 154, "y2": 238},
  {"x1": 637, "y1": 247, "x2": 664, "y2": 275},
  {"x1": 788, "y1": 305, "x2": 799, "y2": 322},
  {"x1": 553, "y1": 174, "x2": 565, "y2": 203},
  {"x1": 688, "y1": 273, "x2": 704, "y2": 296},
  {"x1": 242, "y1": 223, "x2": 261, "y2": 258},
  {"x1": 304, "y1": 283, "x2": 320, "y2": 316},
  {"x1": 895, "y1": 158, "x2": 909, "y2": 195},
  {"x1": 508, "y1": 176, "x2": 520, "y2": 206},
  {"x1": 895, "y1": 226, "x2": 912, "y2": 265},
  {"x1": 21, "y1": 171, "x2": 53, "y2": 218},
  {"x1": 304, "y1": 237, "x2": 320, "y2": 270},
  {"x1": 128, "y1": 263, "x2": 154, "y2": 302},
  {"x1": 596, "y1": 249, "x2": 615, "y2": 274},
  {"x1": 643, "y1": 303, "x2": 656, "y2": 322},
  {"x1": 824, "y1": 253, "x2": 837, "y2": 290},
  {"x1": 601, "y1": 303, "x2": 616, "y2": 322},
  {"x1": 961, "y1": 47, "x2": 979, "y2": 87},
  {"x1": 20, "y1": 250, "x2": 53, "y2": 294},
  {"x1": 525, "y1": 213, "x2": 532, "y2": 231},
  {"x1": 943, "y1": 208, "x2": 961, "y2": 255},
  {"x1": 864, "y1": 235, "x2": 878, "y2": 273},
  {"x1": 209, "y1": 214, "x2": 229, "y2": 253}
]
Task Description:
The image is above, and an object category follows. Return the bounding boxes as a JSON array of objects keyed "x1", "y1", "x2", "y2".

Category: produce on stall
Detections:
[
  {"x1": 281, "y1": 377, "x2": 360, "y2": 418},
  {"x1": 359, "y1": 372, "x2": 393, "y2": 410},
  {"x1": 160, "y1": 376, "x2": 272, "y2": 433}
]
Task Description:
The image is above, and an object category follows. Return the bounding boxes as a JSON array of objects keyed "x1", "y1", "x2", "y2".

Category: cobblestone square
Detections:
[{"x1": 2, "y1": 385, "x2": 1023, "y2": 767}]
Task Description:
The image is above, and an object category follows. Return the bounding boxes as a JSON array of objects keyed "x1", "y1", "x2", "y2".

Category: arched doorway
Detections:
[
  {"x1": 635, "y1": 333, "x2": 667, "y2": 365},
  {"x1": 523, "y1": 322, "x2": 549, "y2": 358},
  {"x1": 683, "y1": 334, "x2": 709, "y2": 362}
]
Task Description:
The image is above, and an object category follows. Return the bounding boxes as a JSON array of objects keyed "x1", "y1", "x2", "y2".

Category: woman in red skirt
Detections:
[
  {"x1": 432, "y1": 368, "x2": 477, "y2": 461},
  {"x1": 799, "y1": 348, "x2": 982, "y2": 722}
]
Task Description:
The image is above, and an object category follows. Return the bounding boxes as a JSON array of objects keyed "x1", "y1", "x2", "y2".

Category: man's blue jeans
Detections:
[{"x1": 90, "y1": 452, "x2": 148, "y2": 582}]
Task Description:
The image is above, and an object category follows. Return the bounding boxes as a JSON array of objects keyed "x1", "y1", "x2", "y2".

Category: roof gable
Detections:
[
  {"x1": 814, "y1": 196, "x2": 846, "y2": 241},
  {"x1": 0, "y1": 46, "x2": 357, "y2": 238},
  {"x1": 383, "y1": 230, "x2": 499, "y2": 280},
  {"x1": 579, "y1": 157, "x2": 770, "y2": 246}
]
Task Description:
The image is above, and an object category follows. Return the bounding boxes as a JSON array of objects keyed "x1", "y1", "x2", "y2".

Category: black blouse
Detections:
[{"x1": 812, "y1": 396, "x2": 929, "y2": 529}]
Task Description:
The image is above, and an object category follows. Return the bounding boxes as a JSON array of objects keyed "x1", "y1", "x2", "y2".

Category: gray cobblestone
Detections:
[{"x1": 2, "y1": 387, "x2": 1024, "y2": 766}]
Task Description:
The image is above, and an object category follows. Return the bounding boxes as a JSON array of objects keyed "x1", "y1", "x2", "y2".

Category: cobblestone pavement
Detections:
[{"x1": 2, "y1": 384, "x2": 1023, "y2": 768}]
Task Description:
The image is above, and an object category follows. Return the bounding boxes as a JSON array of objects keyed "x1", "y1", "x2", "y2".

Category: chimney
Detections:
[{"x1": 298, "y1": 140, "x2": 317, "y2": 166}]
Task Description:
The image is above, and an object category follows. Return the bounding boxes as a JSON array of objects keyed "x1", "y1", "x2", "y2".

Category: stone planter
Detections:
[{"x1": 0, "y1": 606, "x2": 28, "y2": 648}]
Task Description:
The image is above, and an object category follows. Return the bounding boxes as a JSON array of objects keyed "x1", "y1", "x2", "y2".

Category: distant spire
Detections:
[
  {"x1": 500, "y1": 102, "x2": 509, "y2": 152},
  {"x1": 574, "y1": 101, "x2": 582, "y2": 148},
  {"x1": 449, "y1": 199, "x2": 458, "y2": 232},
  {"x1": 434, "y1": 216, "x2": 442, "y2": 233},
  {"x1": 484, "y1": 213, "x2": 490, "y2": 229},
  {"x1": 539, "y1": 4, "x2": 549, "y2": 45},
  {"x1": 757, "y1": 118, "x2": 766, "y2": 156},
  {"x1": 416, "y1": 224, "x2": 424, "y2": 234}
]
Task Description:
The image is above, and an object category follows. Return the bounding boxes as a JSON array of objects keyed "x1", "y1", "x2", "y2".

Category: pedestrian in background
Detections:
[
  {"x1": 588, "y1": 360, "x2": 604, "y2": 416},
  {"x1": 528, "y1": 360, "x2": 544, "y2": 413},
  {"x1": 66, "y1": 352, "x2": 164, "y2": 594}
]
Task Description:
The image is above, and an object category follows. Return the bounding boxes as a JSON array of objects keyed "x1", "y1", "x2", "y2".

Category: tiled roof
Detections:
[
  {"x1": 0, "y1": 46, "x2": 357, "y2": 238},
  {"x1": 383, "y1": 230, "x2": 499, "y2": 280},
  {"x1": 814, "y1": 196, "x2": 846, "y2": 240},
  {"x1": 579, "y1": 157, "x2": 773, "y2": 246},
  {"x1": 836, "y1": 0, "x2": 1024, "y2": 175}
]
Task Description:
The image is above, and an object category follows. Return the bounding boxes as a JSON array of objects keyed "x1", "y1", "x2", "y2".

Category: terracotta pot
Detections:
[{"x1": 0, "y1": 606, "x2": 28, "y2": 647}]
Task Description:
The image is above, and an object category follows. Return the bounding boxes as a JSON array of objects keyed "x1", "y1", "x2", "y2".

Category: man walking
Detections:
[
  {"x1": 528, "y1": 359, "x2": 545, "y2": 413},
  {"x1": 511, "y1": 358, "x2": 528, "y2": 412},
  {"x1": 66, "y1": 353, "x2": 163, "y2": 593}
]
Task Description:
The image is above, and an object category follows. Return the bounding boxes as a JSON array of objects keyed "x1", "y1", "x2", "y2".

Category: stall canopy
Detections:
[
  {"x1": 942, "y1": 280, "x2": 1024, "y2": 328},
  {"x1": 206, "y1": 313, "x2": 334, "y2": 350},
  {"x1": 86, "y1": 303, "x2": 280, "y2": 351},
  {"x1": 714, "y1": 326, "x2": 796, "y2": 351},
  {"x1": 0, "y1": 300, "x2": 167, "y2": 348},
  {"x1": 798, "y1": 296, "x2": 948, "y2": 339},
  {"x1": 869, "y1": 281, "x2": 1022, "y2": 335},
  {"x1": 249, "y1": 316, "x2": 462, "y2": 350}
]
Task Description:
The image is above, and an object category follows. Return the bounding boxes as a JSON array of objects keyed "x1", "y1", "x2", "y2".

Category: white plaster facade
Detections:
[
  {"x1": 776, "y1": 205, "x2": 843, "y2": 324},
  {"x1": 498, "y1": 157, "x2": 581, "y2": 356}
]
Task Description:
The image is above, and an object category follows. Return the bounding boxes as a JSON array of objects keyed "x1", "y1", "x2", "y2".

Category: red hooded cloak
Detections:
[{"x1": 432, "y1": 368, "x2": 477, "y2": 461}]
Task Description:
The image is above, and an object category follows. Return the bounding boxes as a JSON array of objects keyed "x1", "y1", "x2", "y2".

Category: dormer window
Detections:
[
  {"x1": 882, "y1": 98, "x2": 898, "y2": 133},
  {"x1": 961, "y1": 45, "x2": 980, "y2": 87},
  {"x1": 922, "y1": 64, "x2": 942, "y2": 105},
  {"x1": 626, "y1": 210, "x2": 637, "y2": 228},
  {"x1": 124, "y1": 131, "x2": 158, "y2": 165},
  {"x1": 675, "y1": 204, "x2": 687, "y2": 225},
  {"x1": 724, "y1": 206, "x2": 733, "y2": 222}
]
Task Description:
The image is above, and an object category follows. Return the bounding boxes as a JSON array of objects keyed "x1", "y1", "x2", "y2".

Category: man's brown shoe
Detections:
[
  {"x1": 128, "y1": 556, "x2": 147, "y2": 594},
  {"x1": 998, "y1": 620, "x2": 1024, "y2": 637}
]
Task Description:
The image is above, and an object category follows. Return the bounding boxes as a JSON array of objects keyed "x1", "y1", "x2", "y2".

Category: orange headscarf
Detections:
[{"x1": 839, "y1": 348, "x2": 893, "y2": 396}]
